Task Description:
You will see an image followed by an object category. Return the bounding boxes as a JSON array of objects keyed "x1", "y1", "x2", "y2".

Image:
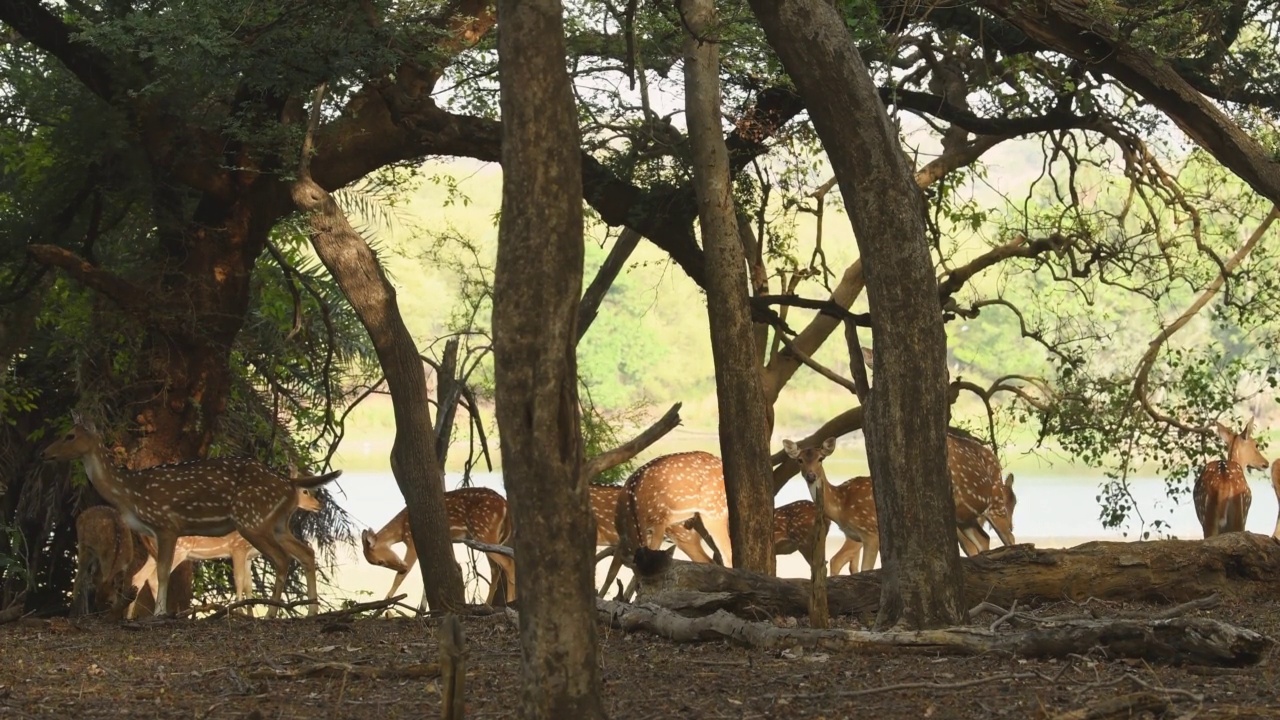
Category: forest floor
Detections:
[{"x1": 1, "y1": 596, "x2": 1279, "y2": 720}]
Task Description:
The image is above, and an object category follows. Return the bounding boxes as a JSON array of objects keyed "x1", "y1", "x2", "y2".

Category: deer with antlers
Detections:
[
  {"x1": 126, "y1": 487, "x2": 324, "y2": 618},
  {"x1": 598, "y1": 451, "x2": 731, "y2": 595},
  {"x1": 71, "y1": 506, "x2": 137, "y2": 618},
  {"x1": 362, "y1": 486, "x2": 516, "y2": 607},
  {"x1": 42, "y1": 416, "x2": 341, "y2": 618},
  {"x1": 1194, "y1": 419, "x2": 1268, "y2": 538}
]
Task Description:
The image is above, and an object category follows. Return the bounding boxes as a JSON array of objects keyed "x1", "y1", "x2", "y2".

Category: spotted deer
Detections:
[
  {"x1": 771, "y1": 500, "x2": 819, "y2": 569},
  {"x1": 71, "y1": 505, "x2": 137, "y2": 618},
  {"x1": 42, "y1": 416, "x2": 341, "y2": 618},
  {"x1": 599, "y1": 451, "x2": 731, "y2": 595},
  {"x1": 783, "y1": 440, "x2": 881, "y2": 573},
  {"x1": 785, "y1": 433, "x2": 1015, "y2": 564},
  {"x1": 362, "y1": 487, "x2": 517, "y2": 607},
  {"x1": 588, "y1": 483, "x2": 707, "y2": 561},
  {"x1": 128, "y1": 487, "x2": 324, "y2": 618},
  {"x1": 1194, "y1": 419, "x2": 1268, "y2": 538},
  {"x1": 948, "y1": 431, "x2": 1016, "y2": 555}
]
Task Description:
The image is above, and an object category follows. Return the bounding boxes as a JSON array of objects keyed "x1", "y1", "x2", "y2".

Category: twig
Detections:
[
  {"x1": 796, "y1": 672, "x2": 1043, "y2": 699},
  {"x1": 459, "y1": 538, "x2": 515, "y2": 558},
  {"x1": 989, "y1": 600, "x2": 1019, "y2": 632},
  {"x1": 312, "y1": 595, "x2": 408, "y2": 620},
  {"x1": 197, "y1": 597, "x2": 313, "y2": 621}
]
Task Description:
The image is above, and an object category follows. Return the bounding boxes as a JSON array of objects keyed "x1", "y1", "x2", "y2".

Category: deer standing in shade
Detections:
[{"x1": 43, "y1": 416, "x2": 341, "y2": 618}]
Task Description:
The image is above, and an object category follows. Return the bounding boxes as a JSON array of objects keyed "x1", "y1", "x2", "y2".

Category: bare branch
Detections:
[{"x1": 582, "y1": 402, "x2": 683, "y2": 481}]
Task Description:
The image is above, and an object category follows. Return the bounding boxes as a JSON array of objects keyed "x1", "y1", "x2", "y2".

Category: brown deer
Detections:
[
  {"x1": 588, "y1": 483, "x2": 707, "y2": 560},
  {"x1": 362, "y1": 487, "x2": 517, "y2": 607},
  {"x1": 42, "y1": 416, "x2": 341, "y2": 618},
  {"x1": 785, "y1": 433, "x2": 1015, "y2": 566},
  {"x1": 128, "y1": 487, "x2": 324, "y2": 618},
  {"x1": 771, "y1": 499, "x2": 857, "y2": 571},
  {"x1": 947, "y1": 431, "x2": 1016, "y2": 555},
  {"x1": 71, "y1": 506, "x2": 137, "y2": 618},
  {"x1": 599, "y1": 451, "x2": 731, "y2": 595},
  {"x1": 1194, "y1": 419, "x2": 1268, "y2": 538},
  {"x1": 783, "y1": 441, "x2": 881, "y2": 573}
]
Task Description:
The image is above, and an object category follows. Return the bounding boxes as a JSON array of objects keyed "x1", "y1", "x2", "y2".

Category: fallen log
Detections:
[
  {"x1": 632, "y1": 531, "x2": 1280, "y2": 619},
  {"x1": 596, "y1": 600, "x2": 1272, "y2": 667}
]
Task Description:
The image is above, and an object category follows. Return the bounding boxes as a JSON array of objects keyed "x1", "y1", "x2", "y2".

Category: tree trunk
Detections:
[
  {"x1": 747, "y1": 0, "x2": 960, "y2": 628},
  {"x1": 291, "y1": 181, "x2": 467, "y2": 613},
  {"x1": 629, "y1": 533, "x2": 1280, "y2": 618},
  {"x1": 682, "y1": 0, "x2": 775, "y2": 575},
  {"x1": 493, "y1": 0, "x2": 605, "y2": 717}
]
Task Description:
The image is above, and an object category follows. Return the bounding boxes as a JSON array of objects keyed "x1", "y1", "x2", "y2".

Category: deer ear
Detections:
[
  {"x1": 1244, "y1": 416, "x2": 1256, "y2": 438},
  {"x1": 861, "y1": 347, "x2": 875, "y2": 368},
  {"x1": 820, "y1": 437, "x2": 837, "y2": 457},
  {"x1": 782, "y1": 440, "x2": 801, "y2": 460},
  {"x1": 1214, "y1": 422, "x2": 1235, "y2": 446},
  {"x1": 1005, "y1": 473, "x2": 1015, "y2": 488}
]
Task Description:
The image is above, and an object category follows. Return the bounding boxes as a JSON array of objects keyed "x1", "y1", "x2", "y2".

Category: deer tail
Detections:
[{"x1": 293, "y1": 469, "x2": 343, "y2": 488}]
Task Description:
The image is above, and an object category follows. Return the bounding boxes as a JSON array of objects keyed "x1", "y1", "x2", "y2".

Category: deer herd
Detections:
[{"x1": 46, "y1": 412, "x2": 1280, "y2": 619}]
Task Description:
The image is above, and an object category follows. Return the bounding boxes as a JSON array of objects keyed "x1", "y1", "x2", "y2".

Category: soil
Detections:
[{"x1": 1, "y1": 598, "x2": 1278, "y2": 719}]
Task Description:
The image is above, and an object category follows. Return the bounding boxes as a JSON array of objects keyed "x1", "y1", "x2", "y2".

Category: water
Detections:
[
  {"x1": 334, "y1": 468, "x2": 1280, "y2": 541},
  {"x1": 320, "y1": 468, "x2": 1280, "y2": 604}
]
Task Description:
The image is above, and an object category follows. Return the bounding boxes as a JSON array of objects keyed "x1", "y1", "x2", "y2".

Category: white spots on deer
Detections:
[
  {"x1": 361, "y1": 487, "x2": 516, "y2": 606},
  {"x1": 42, "y1": 421, "x2": 341, "y2": 618},
  {"x1": 1195, "y1": 418, "x2": 1267, "y2": 538},
  {"x1": 617, "y1": 451, "x2": 733, "y2": 567}
]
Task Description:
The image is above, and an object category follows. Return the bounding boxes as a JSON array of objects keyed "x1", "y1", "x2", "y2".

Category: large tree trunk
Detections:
[
  {"x1": 292, "y1": 175, "x2": 467, "y2": 613},
  {"x1": 493, "y1": 0, "x2": 605, "y2": 717},
  {"x1": 629, "y1": 533, "x2": 1280, "y2": 618},
  {"x1": 682, "y1": 0, "x2": 775, "y2": 575},
  {"x1": 747, "y1": 0, "x2": 960, "y2": 628}
]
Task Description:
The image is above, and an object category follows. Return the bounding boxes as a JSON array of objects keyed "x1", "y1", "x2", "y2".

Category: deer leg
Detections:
[
  {"x1": 150, "y1": 531, "x2": 178, "y2": 617},
  {"x1": 859, "y1": 534, "x2": 880, "y2": 573},
  {"x1": 956, "y1": 524, "x2": 989, "y2": 557},
  {"x1": 483, "y1": 552, "x2": 517, "y2": 605},
  {"x1": 829, "y1": 537, "x2": 861, "y2": 576},
  {"x1": 700, "y1": 513, "x2": 733, "y2": 569},
  {"x1": 71, "y1": 547, "x2": 94, "y2": 617},
  {"x1": 277, "y1": 532, "x2": 320, "y2": 616},
  {"x1": 239, "y1": 530, "x2": 292, "y2": 619},
  {"x1": 385, "y1": 535, "x2": 419, "y2": 601},
  {"x1": 668, "y1": 522, "x2": 714, "y2": 564}
]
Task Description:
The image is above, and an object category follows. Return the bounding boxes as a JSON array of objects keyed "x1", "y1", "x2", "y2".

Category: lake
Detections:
[{"x1": 319, "y1": 468, "x2": 1280, "y2": 608}]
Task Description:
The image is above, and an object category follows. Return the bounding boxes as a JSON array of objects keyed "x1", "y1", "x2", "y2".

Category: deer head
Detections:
[
  {"x1": 362, "y1": 528, "x2": 411, "y2": 573},
  {"x1": 1216, "y1": 418, "x2": 1268, "y2": 471},
  {"x1": 783, "y1": 437, "x2": 837, "y2": 500}
]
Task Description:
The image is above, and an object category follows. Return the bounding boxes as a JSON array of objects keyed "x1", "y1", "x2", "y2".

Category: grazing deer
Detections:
[
  {"x1": 1194, "y1": 419, "x2": 1268, "y2": 538},
  {"x1": 783, "y1": 440, "x2": 881, "y2": 573},
  {"x1": 599, "y1": 451, "x2": 731, "y2": 595},
  {"x1": 948, "y1": 431, "x2": 1016, "y2": 555},
  {"x1": 42, "y1": 417, "x2": 341, "y2": 618},
  {"x1": 588, "y1": 483, "x2": 707, "y2": 561},
  {"x1": 128, "y1": 487, "x2": 324, "y2": 618},
  {"x1": 71, "y1": 506, "x2": 137, "y2": 618},
  {"x1": 362, "y1": 487, "x2": 517, "y2": 607}
]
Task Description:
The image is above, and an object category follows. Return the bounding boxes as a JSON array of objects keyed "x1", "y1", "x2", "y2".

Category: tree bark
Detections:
[
  {"x1": 493, "y1": 0, "x2": 605, "y2": 716},
  {"x1": 747, "y1": 0, "x2": 960, "y2": 628},
  {"x1": 682, "y1": 0, "x2": 775, "y2": 575},
  {"x1": 292, "y1": 175, "x2": 466, "y2": 613},
  {"x1": 630, "y1": 532, "x2": 1280, "y2": 618}
]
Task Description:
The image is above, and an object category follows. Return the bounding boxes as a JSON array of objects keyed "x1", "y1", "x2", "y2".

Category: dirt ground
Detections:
[{"x1": 1, "y1": 597, "x2": 1279, "y2": 720}]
